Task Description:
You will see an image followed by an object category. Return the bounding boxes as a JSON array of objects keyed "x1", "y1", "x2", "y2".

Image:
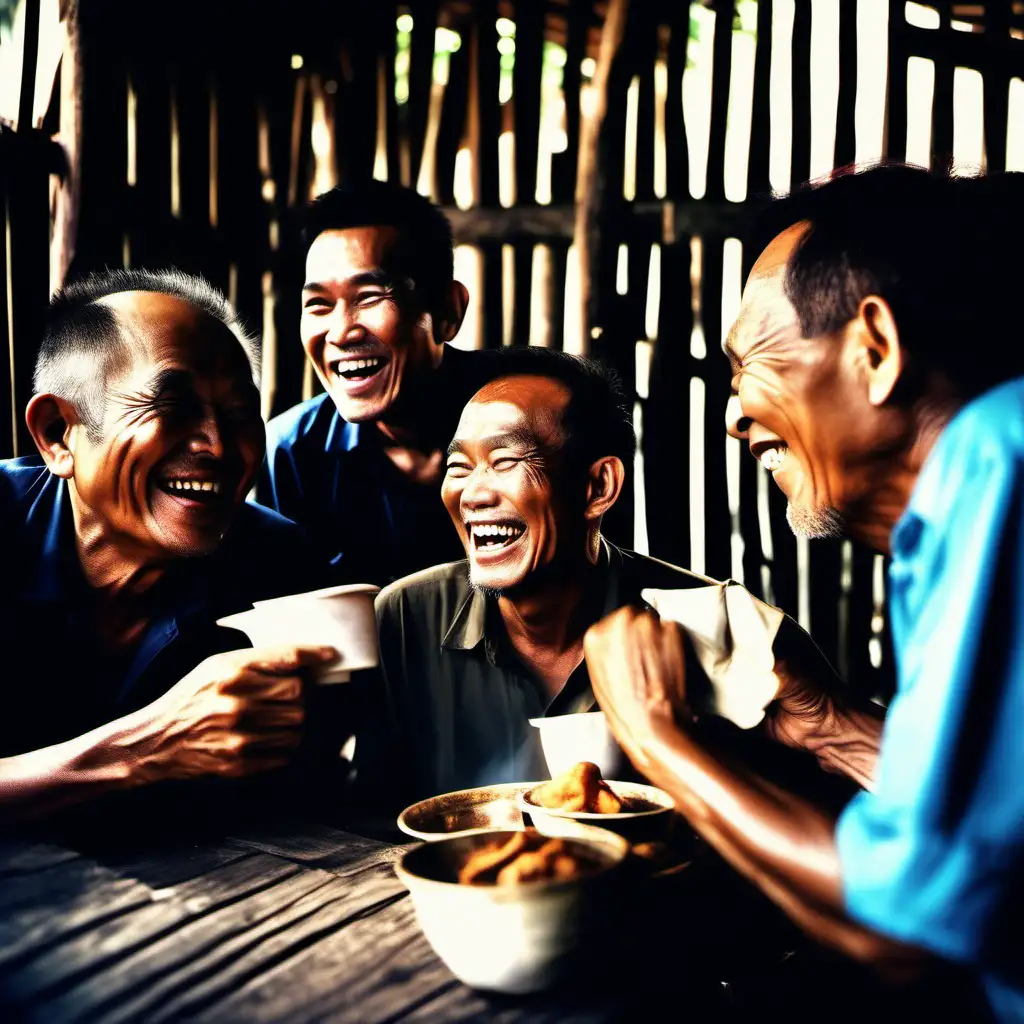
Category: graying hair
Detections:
[{"x1": 35, "y1": 268, "x2": 259, "y2": 441}]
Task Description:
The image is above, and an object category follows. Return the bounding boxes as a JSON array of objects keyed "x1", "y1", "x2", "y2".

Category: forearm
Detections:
[
  {"x1": 0, "y1": 712, "x2": 150, "y2": 824},
  {"x1": 640, "y1": 717, "x2": 921, "y2": 975},
  {"x1": 765, "y1": 698, "x2": 886, "y2": 790}
]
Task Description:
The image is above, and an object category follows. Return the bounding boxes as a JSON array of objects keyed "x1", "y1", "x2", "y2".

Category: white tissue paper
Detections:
[{"x1": 641, "y1": 583, "x2": 786, "y2": 730}]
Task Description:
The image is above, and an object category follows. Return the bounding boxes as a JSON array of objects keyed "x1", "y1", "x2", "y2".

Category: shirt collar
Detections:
[
  {"x1": 440, "y1": 538, "x2": 622, "y2": 658},
  {"x1": 22, "y1": 473, "x2": 78, "y2": 603},
  {"x1": 326, "y1": 412, "x2": 362, "y2": 453}
]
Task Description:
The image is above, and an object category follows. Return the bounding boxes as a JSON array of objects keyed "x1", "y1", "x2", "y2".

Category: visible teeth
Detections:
[
  {"x1": 165, "y1": 479, "x2": 222, "y2": 494},
  {"x1": 470, "y1": 523, "x2": 523, "y2": 540},
  {"x1": 760, "y1": 447, "x2": 786, "y2": 472},
  {"x1": 339, "y1": 358, "x2": 383, "y2": 372}
]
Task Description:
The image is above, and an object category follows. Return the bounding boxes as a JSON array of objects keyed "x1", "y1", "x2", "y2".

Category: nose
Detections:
[
  {"x1": 461, "y1": 466, "x2": 499, "y2": 512},
  {"x1": 726, "y1": 394, "x2": 752, "y2": 440},
  {"x1": 324, "y1": 305, "x2": 367, "y2": 347},
  {"x1": 188, "y1": 406, "x2": 226, "y2": 459}
]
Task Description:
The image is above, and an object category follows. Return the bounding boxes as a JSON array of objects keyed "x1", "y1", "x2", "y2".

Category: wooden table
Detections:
[{"x1": 0, "y1": 791, "x2": 940, "y2": 1023}]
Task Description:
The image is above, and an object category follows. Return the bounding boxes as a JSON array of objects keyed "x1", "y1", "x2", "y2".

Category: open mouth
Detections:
[
  {"x1": 750, "y1": 440, "x2": 788, "y2": 473},
  {"x1": 467, "y1": 521, "x2": 527, "y2": 551},
  {"x1": 156, "y1": 477, "x2": 226, "y2": 504},
  {"x1": 331, "y1": 357, "x2": 389, "y2": 383}
]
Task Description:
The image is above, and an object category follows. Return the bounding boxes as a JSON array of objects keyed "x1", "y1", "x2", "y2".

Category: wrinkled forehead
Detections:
[
  {"x1": 457, "y1": 374, "x2": 571, "y2": 446},
  {"x1": 98, "y1": 291, "x2": 252, "y2": 381},
  {"x1": 725, "y1": 222, "x2": 809, "y2": 360}
]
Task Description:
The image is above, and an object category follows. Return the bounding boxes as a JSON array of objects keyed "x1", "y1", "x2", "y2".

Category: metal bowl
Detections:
[{"x1": 397, "y1": 782, "x2": 543, "y2": 842}]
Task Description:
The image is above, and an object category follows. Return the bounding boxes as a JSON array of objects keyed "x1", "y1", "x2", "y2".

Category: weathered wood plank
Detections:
[
  {"x1": 931, "y1": 8, "x2": 955, "y2": 170},
  {"x1": 885, "y1": 8, "x2": 908, "y2": 163},
  {"x1": 834, "y1": 0, "x2": 857, "y2": 170},
  {"x1": 703, "y1": 0, "x2": 734, "y2": 203},
  {"x1": 663, "y1": 1, "x2": 690, "y2": 201},
  {"x1": 699, "y1": 234, "x2": 731, "y2": 582},
  {"x1": 644, "y1": 238, "x2": 693, "y2": 570},
  {"x1": 790, "y1": 0, "x2": 812, "y2": 188},
  {"x1": 405, "y1": 0, "x2": 441, "y2": 188},
  {"x1": 472, "y1": 0, "x2": 502, "y2": 208},
  {"x1": 745, "y1": 0, "x2": 772, "y2": 199},
  {"x1": 434, "y1": 28, "x2": 471, "y2": 205},
  {"x1": 141, "y1": 865, "x2": 411, "y2": 1022},
  {"x1": 41, "y1": 862, "x2": 359, "y2": 1023},
  {"x1": 2, "y1": 854, "x2": 303, "y2": 1004},
  {"x1": 551, "y1": 0, "x2": 587, "y2": 205},
  {"x1": 512, "y1": 0, "x2": 544, "y2": 207}
]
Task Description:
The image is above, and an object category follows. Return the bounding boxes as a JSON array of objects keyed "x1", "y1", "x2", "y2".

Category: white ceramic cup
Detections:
[
  {"x1": 528, "y1": 711, "x2": 627, "y2": 780},
  {"x1": 217, "y1": 583, "x2": 380, "y2": 683}
]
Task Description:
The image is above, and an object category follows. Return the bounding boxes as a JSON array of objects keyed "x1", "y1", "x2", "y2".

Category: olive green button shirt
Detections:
[{"x1": 372, "y1": 540, "x2": 711, "y2": 800}]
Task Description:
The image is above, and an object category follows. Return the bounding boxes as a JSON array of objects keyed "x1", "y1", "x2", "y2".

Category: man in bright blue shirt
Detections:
[
  {"x1": 258, "y1": 181, "x2": 497, "y2": 586},
  {"x1": 583, "y1": 166, "x2": 1024, "y2": 1019},
  {"x1": 0, "y1": 269, "x2": 333, "y2": 824}
]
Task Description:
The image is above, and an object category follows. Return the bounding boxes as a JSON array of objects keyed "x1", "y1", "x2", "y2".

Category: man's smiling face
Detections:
[
  {"x1": 442, "y1": 375, "x2": 577, "y2": 594},
  {"x1": 725, "y1": 222, "x2": 881, "y2": 538},
  {"x1": 69, "y1": 291, "x2": 264, "y2": 558},
  {"x1": 300, "y1": 226, "x2": 442, "y2": 424}
]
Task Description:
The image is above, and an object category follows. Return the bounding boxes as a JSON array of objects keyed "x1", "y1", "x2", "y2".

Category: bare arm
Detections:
[
  {"x1": 762, "y1": 616, "x2": 886, "y2": 790},
  {"x1": 0, "y1": 645, "x2": 336, "y2": 826},
  {"x1": 584, "y1": 608, "x2": 922, "y2": 978}
]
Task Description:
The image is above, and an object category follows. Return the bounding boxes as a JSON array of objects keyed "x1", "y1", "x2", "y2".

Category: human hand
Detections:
[
  {"x1": 119, "y1": 645, "x2": 337, "y2": 785},
  {"x1": 583, "y1": 607, "x2": 689, "y2": 775}
]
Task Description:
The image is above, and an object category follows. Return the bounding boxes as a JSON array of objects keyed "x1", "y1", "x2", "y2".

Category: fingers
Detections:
[
  {"x1": 242, "y1": 645, "x2": 339, "y2": 675},
  {"x1": 222, "y1": 671, "x2": 304, "y2": 701}
]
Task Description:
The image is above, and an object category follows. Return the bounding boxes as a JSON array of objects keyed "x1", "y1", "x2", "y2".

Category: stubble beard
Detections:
[{"x1": 786, "y1": 501, "x2": 846, "y2": 540}]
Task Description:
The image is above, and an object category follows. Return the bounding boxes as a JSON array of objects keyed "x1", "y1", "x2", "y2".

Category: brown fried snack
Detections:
[
  {"x1": 458, "y1": 831, "x2": 529, "y2": 885},
  {"x1": 531, "y1": 761, "x2": 623, "y2": 813},
  {"x1": 495, "y1": 839, "x2": 584, "y2": 886}
]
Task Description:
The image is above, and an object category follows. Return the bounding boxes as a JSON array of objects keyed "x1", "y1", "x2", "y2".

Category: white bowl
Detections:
[
  {"x1": 518, "y1": 780, "x2": 676, "y2": 843},
  {"x1": 217, "y1": 583, "x2": 380, "y2": 683},
  {"x1": 397, "y1": 782, "x2": 537, "y2": 842},
  {"x1": 529, "y1": 711, "x2": 626, "y2": 779},
  {"x1": 395, "y1": 827, "x2": 628, "y2": 993}
]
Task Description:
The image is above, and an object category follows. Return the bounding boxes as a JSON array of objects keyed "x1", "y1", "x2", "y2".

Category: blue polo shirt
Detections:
[
  {"x1": 836, "y1": 379, "x2": 1024, "y2": 1021},
  {"x1": 256, "y1": 346, "x2": 497, "y2": 588},
  {"x1": 0, "y1": 457, "x2": 327, "y2": 758}
]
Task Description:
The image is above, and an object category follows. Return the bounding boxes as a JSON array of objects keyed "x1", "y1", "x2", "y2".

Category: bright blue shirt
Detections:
[
  {"x1": 0, "y1": 457, "x2": 327, "y2": 758},
  {"x1": 836, "y1": 379, "x2": 1024, "y2": 1021},
  {"x1": 257, "y1": 347, "x2": 498, "y2": 588}
]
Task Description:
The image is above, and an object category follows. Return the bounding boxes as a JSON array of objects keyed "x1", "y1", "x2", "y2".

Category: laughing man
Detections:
[
  {"x1": 258, "y1": 181, "x2": 497, "y2": 587},
  {"x1": 0, "y1": 269, "x2": 333, "y2": 823}
]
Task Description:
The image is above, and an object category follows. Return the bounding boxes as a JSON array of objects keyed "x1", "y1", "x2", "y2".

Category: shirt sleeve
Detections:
[{"x1": 836, "y1": 418, "x2": 1024, "y2": 975}]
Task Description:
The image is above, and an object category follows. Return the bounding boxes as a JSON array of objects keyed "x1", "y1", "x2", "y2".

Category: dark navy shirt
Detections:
[
  {"x1": 0, "y1": 457, "x2": 327, "y2": 758},
  {"x1": 256, "y1": 346, "x2": 496, "y2": 588}
]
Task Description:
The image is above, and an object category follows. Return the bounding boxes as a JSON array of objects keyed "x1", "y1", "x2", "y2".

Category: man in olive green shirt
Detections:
[{"x1": 373, "y1": 348, "x2": 711, "y2": 799}]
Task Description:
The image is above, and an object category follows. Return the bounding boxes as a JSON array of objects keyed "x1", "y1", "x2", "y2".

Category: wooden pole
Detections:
[{"x1": 572, "y1": 0, "x2": 629, "y2": 356}]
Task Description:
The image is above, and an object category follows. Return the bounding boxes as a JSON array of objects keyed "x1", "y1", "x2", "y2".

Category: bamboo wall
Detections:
[{"x1": 4, "y1": 0, "x2": 1024, "y2": 700}]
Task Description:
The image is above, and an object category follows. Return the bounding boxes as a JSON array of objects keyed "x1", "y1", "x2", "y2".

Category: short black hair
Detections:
[
  {"x1": 302, "y1": 180, "x2": 455, "y2": 308},
  {"x1": 36, "y1": 268, "x2": 256, "y2": 441},
  {"x1": 748, "y1": 163, "x2": 1024, "y2": 397},
  {"x1": 472, "y1": 347, "x2": 636, "y2": 475}
]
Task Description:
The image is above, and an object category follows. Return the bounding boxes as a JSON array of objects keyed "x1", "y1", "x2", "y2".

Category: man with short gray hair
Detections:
[{"x1": 0, "y1": 268, "x2": 332, "y2": 823}]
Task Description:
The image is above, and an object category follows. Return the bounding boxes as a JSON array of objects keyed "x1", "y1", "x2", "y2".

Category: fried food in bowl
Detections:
[
  {"x1": 395, "y1": 827, "x2": 627, "y2": 993},
  {"x1": 519, "y1": 761, "x2": 675, "y2": 842}
]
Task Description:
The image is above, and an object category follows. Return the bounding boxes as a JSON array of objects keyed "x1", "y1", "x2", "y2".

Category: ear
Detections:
[
  {"x1": 434, "y1": 280, "x2": 469, "y2": 343},
  {"x1": 855, "y1": 295, "x2": 903, "y2": 406},
  {"x1": 25, "y1": 394, "x2": 78, "y2": 479},
  {"x1": 584, "y1": 456, "x2": 625, "y2": 522}
]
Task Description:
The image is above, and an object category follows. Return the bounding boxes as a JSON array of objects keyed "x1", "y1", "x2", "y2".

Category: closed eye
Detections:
[
  {"x1": 303, "y1": 295, "x2": 332, "y2": 311},
  {"x1": 492, "y1": 457, "x2": 520, "y2": 471},
  {"x1": 445, "y1": 459, "x2": 471, "y2": 478}
]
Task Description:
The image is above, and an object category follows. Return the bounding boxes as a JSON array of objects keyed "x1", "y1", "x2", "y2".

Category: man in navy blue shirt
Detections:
[
  {"x1": 257, "y1": 181, "x2": 496, "y2": 586},
  {"x1": 585, "y1": 166, "x2": 1024, "y2": 1019},
  {"x1": 0, "y1": 269, "x2": 334, "y2": 823}
]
